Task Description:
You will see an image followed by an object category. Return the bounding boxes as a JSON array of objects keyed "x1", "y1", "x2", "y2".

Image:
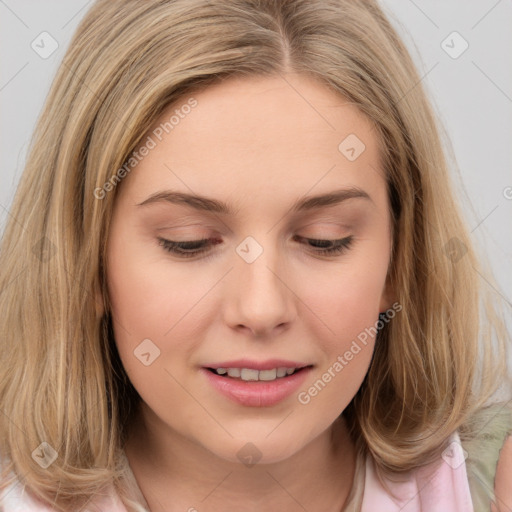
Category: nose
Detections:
[{"x1": 223, "y1": 241, "x2": 296, "y2": 338}]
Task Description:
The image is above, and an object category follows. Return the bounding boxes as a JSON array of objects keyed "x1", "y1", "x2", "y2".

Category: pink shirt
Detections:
[{"x1": 361, "y1": 431, "x2": 474, "y2": 511}]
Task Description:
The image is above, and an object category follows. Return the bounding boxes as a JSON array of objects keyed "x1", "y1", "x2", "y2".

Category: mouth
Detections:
[
  {"x1": 201, "y1": 364, "x2": 314, "y2": 407},
  {"x1": 205, "y1": 365, "x2": 313, "y2": 382}
]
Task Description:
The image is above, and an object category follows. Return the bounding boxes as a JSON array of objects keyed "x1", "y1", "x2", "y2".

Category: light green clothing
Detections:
[{"x1": 462, "y1": 403, "x2": 512, "y2": 512}]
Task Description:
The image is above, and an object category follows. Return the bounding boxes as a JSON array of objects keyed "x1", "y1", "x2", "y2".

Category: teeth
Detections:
[
  {"x1": 214, "y1": 366, "x2": 303, "y2": 381},
  {"x1": 240, "y1": 368, "x2": 259, "y2": 381},
  {"x1": 259, "y1": 369, "x2": 277, "y2": 381},
  {"x1": 276, "y1": 367, "x2": 288, "y2": 378}
]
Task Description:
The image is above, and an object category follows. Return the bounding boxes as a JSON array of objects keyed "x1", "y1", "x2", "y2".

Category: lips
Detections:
[
  {"x1": 201, "y1": 359, "x2": 314, "y2": 407},
  {"x1": 203, "y1": 358, "x2": 311, "y2": 371}
]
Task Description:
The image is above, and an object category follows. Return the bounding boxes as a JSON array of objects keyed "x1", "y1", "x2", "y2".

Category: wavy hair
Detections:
[{"x1": 0, "y1": 0, "x2": 510, "y2": 510}]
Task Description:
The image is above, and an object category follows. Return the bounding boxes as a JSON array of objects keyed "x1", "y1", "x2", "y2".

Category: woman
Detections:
[{"x1": 0, "y1": 1, "x2": 510, "y2": 510}]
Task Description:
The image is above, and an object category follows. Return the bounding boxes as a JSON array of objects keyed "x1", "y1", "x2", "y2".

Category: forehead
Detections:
[
  {"x1": 119, "y1": 73, "x2": 384, "y2": 210},
  {"x1": 158, "y1": 74, "x2": 378, "y2": 157}
]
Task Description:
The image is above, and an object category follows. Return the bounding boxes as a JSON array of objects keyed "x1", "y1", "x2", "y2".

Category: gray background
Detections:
[{"x1": 1, "y1": 1, "x2": 511, "y2": 340}]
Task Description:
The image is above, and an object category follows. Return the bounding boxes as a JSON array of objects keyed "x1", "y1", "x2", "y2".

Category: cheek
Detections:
[
  {"x1": 105, "y1": 232, "x2": 190, "y2": 373},
  {"x1": 106, "y1": 252, "x2": 197, "y2": 412},
  {"x1": 107, "y1": 235, "x2": 199, "y2": 340},
  {"x1": 295, "y1": 266, "x2": 384, "y2": 412},
  {"x1": 303, "y1": 249, "x2": 388, "y2": 343},
  {"x1": 106, "y1": 234, "x2": 224, "y2": 389},
  {"x1": 294, "y1": 236, "x2": 389, "y2": 407}
]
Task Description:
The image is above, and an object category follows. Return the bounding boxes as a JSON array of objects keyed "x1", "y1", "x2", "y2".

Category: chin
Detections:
[{"x1": 203, "y1": 432, "x2": 307, "y2": 466}]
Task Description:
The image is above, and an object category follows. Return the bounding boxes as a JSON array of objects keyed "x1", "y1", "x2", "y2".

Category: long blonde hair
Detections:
[{"x1": 0, "y1": 0, "x2": 509, "y2": 510}]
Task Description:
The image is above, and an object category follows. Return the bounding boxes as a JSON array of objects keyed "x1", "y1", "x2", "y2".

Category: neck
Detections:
[{"x1": 124, "y1": 402, "x2": 356, "y2": 512}]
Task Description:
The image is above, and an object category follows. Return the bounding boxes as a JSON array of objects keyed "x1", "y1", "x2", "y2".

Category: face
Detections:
[{"x1": 105, "y1": 73, "x2": 393, "y2": 464}]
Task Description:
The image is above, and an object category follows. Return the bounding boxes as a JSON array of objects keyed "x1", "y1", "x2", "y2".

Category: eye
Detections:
[
  {"x1": 157, "y1": 237, "x2": 217, "y2": 259},
  {"x1": 157, "y1": 235, "x2": 353, "y2": 259},
  {"x1": 294, "y1": 235, "x2": 353, "y2": 255}
]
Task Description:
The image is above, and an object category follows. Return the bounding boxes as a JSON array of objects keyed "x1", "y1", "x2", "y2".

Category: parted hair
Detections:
[{"x1": 0, "y1": 0, "x2": 509, "y2": 510}]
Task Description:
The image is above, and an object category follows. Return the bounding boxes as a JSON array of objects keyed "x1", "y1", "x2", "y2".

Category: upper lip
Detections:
[{"x1": 203, "y1": 359, "x2": 313, "y2": 371}]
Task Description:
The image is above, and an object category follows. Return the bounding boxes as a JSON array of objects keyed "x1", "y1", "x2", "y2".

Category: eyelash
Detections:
[{"x1": 157, "y1": 235, "x2": 354, "y2": 259}]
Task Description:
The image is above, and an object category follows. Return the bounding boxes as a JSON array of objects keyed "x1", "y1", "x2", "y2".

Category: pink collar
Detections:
[{"x1": 361, "y1": 431, "x2": 474, "y2": 511}]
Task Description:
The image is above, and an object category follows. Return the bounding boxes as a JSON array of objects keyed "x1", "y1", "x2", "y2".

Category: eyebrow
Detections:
[{"x1": 136, "y1": 186, "x2": 371, "y2": 215}]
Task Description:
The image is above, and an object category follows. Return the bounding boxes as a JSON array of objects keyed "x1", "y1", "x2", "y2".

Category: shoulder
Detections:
[
  {"x1": 461, "y1": 401, "x2": 512, "y2": 512},
  {"x1": 0, "y1": 463, "x2": 130, "y2": 512},
  {"x1": 451, "y1": 402, "x2": 512, "y2": 511},
  {"x1": 0, "y1": 475, "x2": 130, "y2": 512},
  {"x1": 0, "y1": 452, "x2": 50, "y2": 511},
  {"x1": 0, "y1": 475, "x2": 54, "y2": 511},
  {"x1": 494, "y1": 432, "x2": 512, "y2": 512},
  {"x1": 0, "y1": 449, "x2": 139, "y2": 512}
]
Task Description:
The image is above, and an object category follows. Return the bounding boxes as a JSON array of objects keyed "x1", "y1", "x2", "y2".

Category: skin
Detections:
[{"x1": 104, "y1": 73, "x2": 394, "y2": 511}]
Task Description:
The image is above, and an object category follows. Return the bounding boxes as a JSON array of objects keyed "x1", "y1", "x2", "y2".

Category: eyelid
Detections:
[
  {"x1": 156, "y1": 235, "x2": 354, "y2": 259},
  {"x1": 299, "y1": 219, "x2": 353, "y2": 230}
]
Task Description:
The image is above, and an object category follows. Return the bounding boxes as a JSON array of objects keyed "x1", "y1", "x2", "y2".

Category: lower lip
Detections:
[{"x1": 201, "y1": 367, "x2": 313, "y2": 407}]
